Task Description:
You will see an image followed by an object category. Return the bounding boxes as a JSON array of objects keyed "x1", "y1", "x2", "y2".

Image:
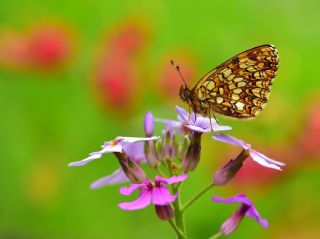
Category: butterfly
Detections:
[{"x1": 174, "y1": 44, "x2": 279, "y2": 119}]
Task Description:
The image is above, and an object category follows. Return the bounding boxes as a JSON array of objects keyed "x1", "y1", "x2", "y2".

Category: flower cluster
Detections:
[{"x1": 68, "y1": 106, "x2": 285, "y2": 238}]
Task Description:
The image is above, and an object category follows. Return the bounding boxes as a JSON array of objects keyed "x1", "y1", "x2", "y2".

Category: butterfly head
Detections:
[{"x1": 179, "y1": 84, "x2": 191, "y2": 102}]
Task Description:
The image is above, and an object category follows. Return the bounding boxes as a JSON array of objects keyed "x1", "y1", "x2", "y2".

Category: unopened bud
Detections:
[
  {"x1": 145, "y1": 140, "x2": 160, "y2": 167},
  {"x1": 182, "y1": 132, "x2": 202, "y2": 172},
  {"x1": 155, "y1": 205, "x2": 174, "y2": 221},
  {"x1": 144, "y1": 111, "x2": 154, "y2": 137},
  {"x1": 214, "y1": 149, "x2": 249, "y2": 186},
  {"x1": 114, "y1": 152, "x2": 147, "y2": 183}
]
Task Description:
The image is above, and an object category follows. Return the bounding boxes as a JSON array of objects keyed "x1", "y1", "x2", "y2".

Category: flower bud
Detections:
[
  {"x1": 144, "y1": 111, "x2": 154, "y2": 137},
  {"x1": 114, "y1": 152, "x2": 147, "y2": 183},
  {"x1": 144, "y1": 140, "x2": 160, "y2": 168},
  {"x1": 182, "y1": 132, "x2": 202, "y2": 172},
  {"x1": 155, "y1": 205, "x2": 174, "y2": 221},
  {"x1": 213, "y1": 149, "x2": 249, "y2": 186},
  {"x1": 161, "y1": 125, "x2": 176, "y2": 160}
]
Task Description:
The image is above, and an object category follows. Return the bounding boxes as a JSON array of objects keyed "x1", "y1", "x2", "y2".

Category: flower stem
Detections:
[
  {"x1": 209, "y1": 231, "x2": 222, "y2": 239},
  {"x1": 181, "y1": 182, "x2": 214, "y2": 212},
  {"x1": 168, "y1": 219, "x2": 185, "y2": 238},
  {"x1": 172, "y1": 183, "x2": 186, "y2": 239}
]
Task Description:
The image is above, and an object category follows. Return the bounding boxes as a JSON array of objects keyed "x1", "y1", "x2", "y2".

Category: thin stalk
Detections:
[
  {"x1": 172, "y1": 183, "x2": 186, "y2": 239},
  {"x1": 209, "y1": 231, "x2": 222, "y2": 239},
  {"x1": 181, "y1": 182, "x2": 214, "y2": 212},
  {"x1": 168, "y1": 219, "x2": 185, "y2": 238}
]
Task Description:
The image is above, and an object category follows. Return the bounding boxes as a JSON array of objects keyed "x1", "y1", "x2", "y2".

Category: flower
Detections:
[
  {"x1": 68, "y1": 136, "x2": 159, "y2": 186},
  {"x1": 68, "y1": 136, "x2": 159, "y2": 167},
  {"x1": 213, "y1": 134, "x2": 285, "y2": 171},
  {"x1": 118, "y1": 174, "x2": 188, "y2": 220},
  {"x1": 159, "y1": 106, "x2": 232, "y2": 133},
  {"x1": 176, "y1": 106, "x2": 232, "y2": 132},
  {"x1": 212, "y1": 194, "x2": 269, "y2": 235}
]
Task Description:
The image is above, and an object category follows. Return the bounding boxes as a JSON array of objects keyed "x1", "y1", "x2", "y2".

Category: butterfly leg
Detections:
[
  {"x1": 187, "y1": 102, "x2": 191, "y2": 122},
  {"x1": 208, "y1": 109, "x2": 214, "y2": 131},
  {"x1": 212, "y1": 112, "x2": 221, "y2": 126}
]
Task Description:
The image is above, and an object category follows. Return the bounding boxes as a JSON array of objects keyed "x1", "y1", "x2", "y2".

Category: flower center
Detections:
[{"x1": 109, "y1": 137, "x2": 122, "y2": 146}]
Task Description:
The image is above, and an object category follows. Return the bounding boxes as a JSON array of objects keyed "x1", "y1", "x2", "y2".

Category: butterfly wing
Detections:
[{"x1": 191, "y1": 44, "x2": 279, "y2": 118}]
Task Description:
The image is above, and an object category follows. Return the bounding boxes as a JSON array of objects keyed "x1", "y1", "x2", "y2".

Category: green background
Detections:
[{"x1": 1, "y1": 0, "x2": 320, "y2": 238}]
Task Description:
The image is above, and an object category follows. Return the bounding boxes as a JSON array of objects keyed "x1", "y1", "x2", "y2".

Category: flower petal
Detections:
[
  {"x1": 155, "y1": 118, "x2": 183, "y2": 128},
  {"x1": 213, "y1": 134, "x2": 249, "y2": 149},
  {"x1": 176, "y1": 106, "x2": 189, "y2": 122},
  {"x1": 155, "y1": 174, "x2": 188, "y2": 185},
  {"x1": 118, "y1": 189, "x2": 152, "y2": 210},
  {"x1": 185, "y1": 124, "x2": 208, "y2": 133},
  {"x1": 122, "y1": 142, "x2": 146, "y2": 163},
  {"x1": 152, "y1": 185, "x2": 178, "y2": 205},
  {"x1": 68, "y1": 153, "x2": 102, "y2": 166},
  {"x1": 90, "y1": 169, "x2": 129, "y2": 189},
  {"x1": 119, "y1": 183, "x2": 144, "y2": 196},
  {"x1": 250, "y1": 150, "x2": 284, "y2": 171},
  {"x1": 211, "y1": 124, "x2": 232, "y2": 132},
  {"x1": 99, "y1": 143, "x2": 123, "y2": 153},
  {"x1": 195, "y1": 116, "x2": 212, "y2": 129},
  {"x1": 212, "y1": 194, "x2": 252, "y2": 206},
  {"x1": 246, "y1": 206, "x2": 269, "y2": 228},
  {"x1": 120, "y1": 136, "x2": 160, "y2": 144}
]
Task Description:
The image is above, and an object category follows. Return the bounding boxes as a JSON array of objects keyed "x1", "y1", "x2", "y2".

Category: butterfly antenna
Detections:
[{"x1": 170, "y1": 60, "x2": 188, "y2": 87}]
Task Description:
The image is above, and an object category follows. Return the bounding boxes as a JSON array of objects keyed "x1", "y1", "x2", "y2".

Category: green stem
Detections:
[
  {"x1": 181, "y1": 182, "x2": 214, "y2": 212},
  {"x1": 209, "y1": 231, "x2": 222, "y2": 239},
  {"x1": 172, "y1": 183, "x2": 186, "y2": 239},
  {"x1": 168, "y1": 219, "x2": 185, "y2": 238}
]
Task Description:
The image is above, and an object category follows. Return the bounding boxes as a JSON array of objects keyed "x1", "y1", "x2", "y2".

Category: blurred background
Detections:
[{"x1": 1, "y1": 0, "x2": 320, "y2": 238}]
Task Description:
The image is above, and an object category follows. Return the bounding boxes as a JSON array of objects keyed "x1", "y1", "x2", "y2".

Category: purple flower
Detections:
[
  {"x1": 213, "y1": 134, "x2": 285, "y2": 171},
  {"x1": 156, "y1": 106, "x2": 232, "y2": 133},
  {"x1": 68, "y1": 136, "x2": 159, "y2": 186},
  {"x1": 118, "y1": 174, "x2": 188, "y2": 219},
  {"x1": 68, "y1": 136, "x2": 159, "y2": 167},
  {"x1": 176, "y1": 106, "x2": 232, "y2": 133},
  {"x1": 212, "y1": 194, "x2": 269, "y2": 235}
]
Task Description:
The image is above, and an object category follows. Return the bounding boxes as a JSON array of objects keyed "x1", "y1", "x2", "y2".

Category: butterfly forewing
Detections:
[{"x1": 190, "y1": 45, "x2": 278, "y2": 118}]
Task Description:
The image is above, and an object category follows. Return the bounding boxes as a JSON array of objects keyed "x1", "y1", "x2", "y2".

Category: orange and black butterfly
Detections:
[{"x1": 175, "y1": 44, "x2": 279, "y2": 119}]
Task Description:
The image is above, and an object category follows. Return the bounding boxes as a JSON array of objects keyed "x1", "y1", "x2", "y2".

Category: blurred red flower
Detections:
[
  {"x1": 94, "y1": 22, "x2": 149, "y2": 112},
  {"x1": 0, "y1": 24, "x2": 72, "y2": 71}
]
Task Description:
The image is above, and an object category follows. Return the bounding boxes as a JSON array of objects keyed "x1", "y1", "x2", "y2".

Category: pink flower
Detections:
[
  {"x1": 119, "y1": 174, "x2": 188, "y2": 220},
  {"x1": 213, "y1": 134, "x2": 285, "y2": 171}
]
